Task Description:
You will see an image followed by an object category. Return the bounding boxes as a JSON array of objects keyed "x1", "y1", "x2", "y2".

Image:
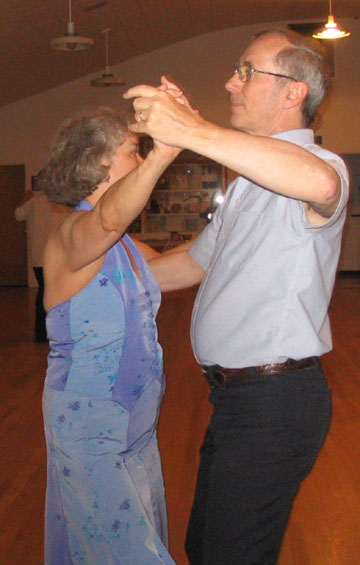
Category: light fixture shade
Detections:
[
  {"x1": 90, "y1": 66, "x2": 125, "y2": 87},
  {"x1": 51, "y1": 0, "x2": 94, "y2": 51},
  {"x1": 90, "y1": 29, "x2": 125, "y2": 87},
  {"x1": 312, "y1": 0, "x2": 351, "y2": 42},
  {"x1": 51, "y1": 21, "x2": 94, "y2": 51},
  {"x1": 313, "y1": 14, "x2": 351, "y2": 39}
]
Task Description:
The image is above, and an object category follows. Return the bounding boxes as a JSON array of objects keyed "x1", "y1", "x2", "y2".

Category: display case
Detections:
[{"x1": 129, "y1": 143, "x2": 227, "y2": 246}]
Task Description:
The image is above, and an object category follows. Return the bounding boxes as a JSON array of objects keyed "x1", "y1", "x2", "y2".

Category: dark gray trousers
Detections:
[
  {"x1": 33, "y1": 266, "x2": 47, "y2": 342},
  {"x1": 185, "y1": 360, "x2": 331, "y2": 564}
]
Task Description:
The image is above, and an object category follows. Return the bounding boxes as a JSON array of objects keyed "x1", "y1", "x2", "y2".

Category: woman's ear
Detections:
[{"x1": 100, "y1": 156, "x2": 112, "y2": 168}]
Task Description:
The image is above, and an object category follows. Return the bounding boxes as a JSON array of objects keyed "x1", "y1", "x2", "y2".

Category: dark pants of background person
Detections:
[
  {"x1": 185, "y1": 360, "x2": 331, "y2": 565},
  {"x1": 33, "y1": 266, "x2": 47, "y2": 342}
]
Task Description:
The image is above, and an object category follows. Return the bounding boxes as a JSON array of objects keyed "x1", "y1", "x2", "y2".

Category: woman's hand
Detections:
[
  {"x1": 157, "y1": 75, "x2": 187, "y2": 104},
  {"x1": 147, "y1": 76, "x2": 185, "y2": 160},
  {"x1": 123, "y1": 77, "x2": 205, "y2": 149}
]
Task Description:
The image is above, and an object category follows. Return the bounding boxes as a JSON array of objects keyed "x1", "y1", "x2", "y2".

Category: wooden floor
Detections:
[{"x1": 0, "y1": 274, "x2": 359, "y2": 565}]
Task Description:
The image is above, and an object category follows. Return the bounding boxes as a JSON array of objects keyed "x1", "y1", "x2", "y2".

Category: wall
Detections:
[
  {"x1": 0, "y1": 18, "x2": 359, "y2": 189},
  {"x1": 0, "y1": 18, "x2": 358, "y2": 282}
]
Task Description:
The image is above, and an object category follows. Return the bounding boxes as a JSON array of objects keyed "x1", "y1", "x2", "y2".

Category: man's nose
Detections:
[{"x1": 225, "y1": 73, "x2": 242, "y2": 93}]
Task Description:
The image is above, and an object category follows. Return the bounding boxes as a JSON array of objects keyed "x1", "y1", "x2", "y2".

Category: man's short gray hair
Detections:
[{"x1": 253, "y1": 30, "x2": 330, "y2": 127}]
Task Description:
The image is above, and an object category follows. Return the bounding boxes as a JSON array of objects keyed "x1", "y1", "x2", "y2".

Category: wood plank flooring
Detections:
[{"x1": 0, "y1": 274, "x2": 359, "y2": 564}]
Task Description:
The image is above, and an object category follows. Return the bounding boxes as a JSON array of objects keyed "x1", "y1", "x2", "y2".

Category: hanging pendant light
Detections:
[
  {"x1": 51, "y1": 0, "x2": 94, "y2": 51},
  {"x1": 312, "y1": 0, "x2": 351, "y2": 39},
  {"x1": 90, "y1": 29, "x2": 125, "y2": 87}
]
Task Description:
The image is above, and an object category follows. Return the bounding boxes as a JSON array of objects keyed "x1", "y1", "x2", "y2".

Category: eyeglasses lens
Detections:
[{"x1": 234, "y1": 64, "x2": 251, "y2": 82}]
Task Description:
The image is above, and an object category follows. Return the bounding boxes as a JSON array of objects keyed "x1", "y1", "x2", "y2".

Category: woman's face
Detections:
[{"x1": 107, "y1": 134, "x2": 143, "y2": 185}]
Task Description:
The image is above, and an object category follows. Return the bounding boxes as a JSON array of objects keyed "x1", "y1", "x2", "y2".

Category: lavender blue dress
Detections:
[{"x1": 42, "y1": 200, "x2": 174, "y2": 564}]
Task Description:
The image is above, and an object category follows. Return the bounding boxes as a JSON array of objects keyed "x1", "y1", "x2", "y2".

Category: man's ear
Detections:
[{"x1": 284, "y1": 81, "x2": 308, "y2": 109}]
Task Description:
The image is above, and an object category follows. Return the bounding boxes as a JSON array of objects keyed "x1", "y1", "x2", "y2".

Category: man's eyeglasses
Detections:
[{"x1": 233, "y1": 63, "x2": 297, "y2": 83}]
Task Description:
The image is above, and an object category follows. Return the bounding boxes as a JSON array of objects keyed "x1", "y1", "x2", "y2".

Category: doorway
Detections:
[{"x1": 0, "y1": 165, "x2": 27, "y2": 286}]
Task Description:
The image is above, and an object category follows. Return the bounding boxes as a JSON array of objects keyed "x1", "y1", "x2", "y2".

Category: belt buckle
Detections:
[{"x1": 256, "y1": 363, "x2": 283, "y2": 376}]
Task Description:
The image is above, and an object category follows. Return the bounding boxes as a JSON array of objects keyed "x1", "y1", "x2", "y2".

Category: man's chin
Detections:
[{"x1": 230, "y1": 115, "x2": 247, "y2": 132}]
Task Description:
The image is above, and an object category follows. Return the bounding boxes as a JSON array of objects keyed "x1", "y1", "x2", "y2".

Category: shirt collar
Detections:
[{"x1": 272, "y1": 128, "x2": 315, "y2": 145}]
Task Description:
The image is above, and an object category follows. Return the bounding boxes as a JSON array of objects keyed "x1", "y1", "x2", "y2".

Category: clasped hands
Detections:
[{"x1": 123, "y1": 76, "x2": 203, "y2": 149}]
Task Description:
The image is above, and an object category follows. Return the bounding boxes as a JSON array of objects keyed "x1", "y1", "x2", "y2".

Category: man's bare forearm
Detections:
[{"x1": 124, "y1": 86, "x2": 341, "y2": 217}]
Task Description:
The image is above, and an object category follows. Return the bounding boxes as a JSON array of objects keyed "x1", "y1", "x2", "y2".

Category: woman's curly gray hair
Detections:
[{"x1": 39, "y1": 107, "x2": 130, "y2": 206}]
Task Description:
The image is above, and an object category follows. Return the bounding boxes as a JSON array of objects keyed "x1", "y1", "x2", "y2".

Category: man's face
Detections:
[{"x1": 225, "y1": 35, "x2": 292, "y2": 136}]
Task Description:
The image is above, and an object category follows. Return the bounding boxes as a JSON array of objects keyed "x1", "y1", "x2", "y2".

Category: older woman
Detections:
[{"x1": 39, "y1": 107, "x2": 177, "y2": 564}]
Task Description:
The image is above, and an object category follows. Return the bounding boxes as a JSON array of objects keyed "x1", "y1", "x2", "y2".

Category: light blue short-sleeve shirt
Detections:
[{"x1": 190, "y1": 129, "x2": 349, "y2": 368}]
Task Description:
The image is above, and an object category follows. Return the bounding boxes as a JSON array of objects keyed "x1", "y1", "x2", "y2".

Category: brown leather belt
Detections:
[{"x1": 202, "y1": 357, "x2": 318, "y2": 387}]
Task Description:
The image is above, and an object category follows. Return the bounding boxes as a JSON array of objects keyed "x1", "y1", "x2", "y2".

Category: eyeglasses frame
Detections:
[{"x1": 233, "y1": 62, "x2": 297, "y2": 83}]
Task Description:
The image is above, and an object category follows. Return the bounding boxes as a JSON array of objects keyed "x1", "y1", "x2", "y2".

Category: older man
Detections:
[{"x1": 125, "y1": 30, "x2": 349, "y2": 564}]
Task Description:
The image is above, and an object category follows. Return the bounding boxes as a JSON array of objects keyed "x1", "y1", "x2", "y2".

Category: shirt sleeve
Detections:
[
  {"x1": 302, "y1": 149, "x2": 350, "y2": 231},
  {"x1": 189, "y1": 218, "x2": 218, "y2": 270}
]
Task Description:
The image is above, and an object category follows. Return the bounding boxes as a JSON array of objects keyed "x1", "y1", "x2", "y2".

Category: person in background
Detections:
[
  {"x1": 38, "y1": 106, "x2": 178, "y2": 564},
  {"x1": 124, "y1": 29, "x2": 349, "y2": 564},
  {"x1": 15, "y1": 185, "x2": 69, "y2": 342}
]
